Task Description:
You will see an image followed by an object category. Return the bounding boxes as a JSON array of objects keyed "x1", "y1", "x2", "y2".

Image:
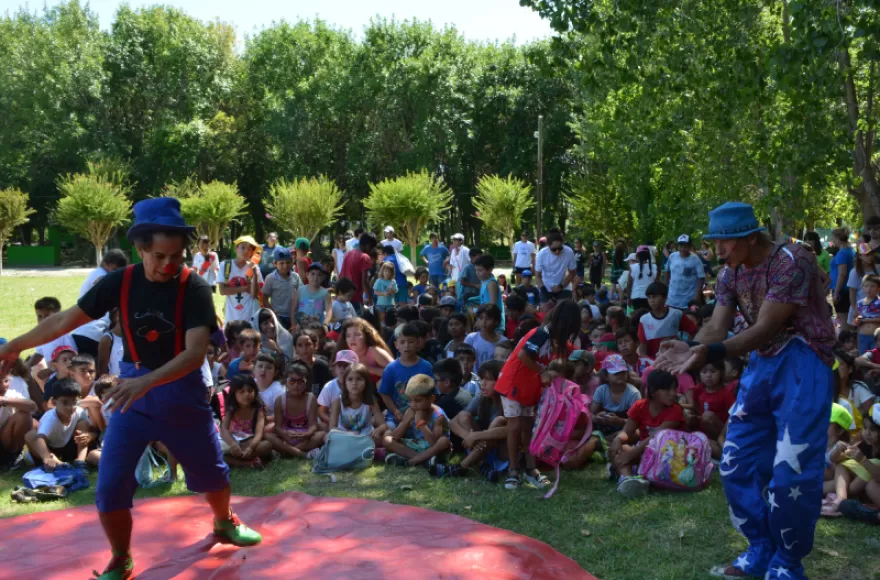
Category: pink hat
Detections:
[
  {"x1": 859, "y1": 242, "x2": 872, "y2": 256},
  {"x1": 636, "y1": 245, "x2": 651, "y2": 254},
  {"x1": 602, "y1": 354, "x2": 628, "y2": 374},
  {"x1": 334, "y1": 350, "x2": 359, "y2": 365}
]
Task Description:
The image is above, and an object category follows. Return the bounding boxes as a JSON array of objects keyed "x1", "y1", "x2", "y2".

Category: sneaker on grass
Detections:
[
  {"x1": 385, "y1": 453, "x2": 409, "y2": 467},
  {"x1": 616, "y1": 475, "x2": 649, "y2": 499}
]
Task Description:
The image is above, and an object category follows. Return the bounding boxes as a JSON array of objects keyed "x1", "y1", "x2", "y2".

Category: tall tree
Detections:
[
  {"x1": 265, "y1": 176, "x2": 345, "y2": 243},
  {"x1": 0, "y1": 188, "x2": 35, "y2": 275},
  {"x1": 54, "y1": 173, "x2": 131, "y2": 265}
]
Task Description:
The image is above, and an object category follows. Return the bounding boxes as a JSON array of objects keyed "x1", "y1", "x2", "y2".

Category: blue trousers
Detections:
[
  {"x1": 722, "y1": 340, "x2": 832, "y2": 580},
  {"x1": 96, "y1": 362, "x2": 229, "y2": 513}
]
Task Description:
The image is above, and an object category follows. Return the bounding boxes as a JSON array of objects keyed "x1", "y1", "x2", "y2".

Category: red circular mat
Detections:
[{"x1": 0, "y1": 491, "x2": 594, "y2": 579}]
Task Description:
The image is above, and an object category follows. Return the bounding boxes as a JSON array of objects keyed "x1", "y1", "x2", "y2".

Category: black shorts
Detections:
[
  {"x1": 834, "y1": 292, "x2": 851, "y2": 316},
  {"x1": 631, "y1": 298, "x2": 650, "y2": 311},
  {"x1": 514, "y1": 267, "x2": 531, "y2": 275},
  {"x1": 32, "y1": 437, "x2": 80, "y2": 466}
]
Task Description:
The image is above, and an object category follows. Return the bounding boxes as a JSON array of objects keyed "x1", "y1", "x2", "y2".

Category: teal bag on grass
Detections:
[{"x1": 312, "y1": 430, "x2": 375, "y2": 474}]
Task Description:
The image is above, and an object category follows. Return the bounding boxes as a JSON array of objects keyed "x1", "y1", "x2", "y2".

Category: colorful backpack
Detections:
[
  {"x1": 639, "y1": 429, "x2": 713, "y2": 491},
  {"x1": 529, "y1": 378, "x2": 593, "y2": 499}
]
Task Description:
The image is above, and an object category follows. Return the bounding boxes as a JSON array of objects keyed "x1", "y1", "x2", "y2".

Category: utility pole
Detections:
[{"x1": 536, "y1": 115, "x2": 544, "y2": 238}]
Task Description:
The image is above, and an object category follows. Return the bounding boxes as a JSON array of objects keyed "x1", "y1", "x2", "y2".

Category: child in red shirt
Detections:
[
  {"x1": 608, "y1": 370, "x2": 684, "y2": 498},
  {"x1": 685, "y1": 360, "x2": 735, "y2": 458}
]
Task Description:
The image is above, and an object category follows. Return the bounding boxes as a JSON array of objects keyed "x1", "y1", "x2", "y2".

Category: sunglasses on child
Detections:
[
  {"x1": 286, "y1": 377, "x2": 307, "y2": 385},
  {"x1": 550, "y1": 246, "x2": 563, "y2": 253}
]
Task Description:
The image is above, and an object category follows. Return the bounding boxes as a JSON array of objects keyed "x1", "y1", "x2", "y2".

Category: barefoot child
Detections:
[
  {"x1": 328, "y1": 363, "x2": 386, "y2": 445},
  {"x1": 383, "y1": 374, "x2": 451, "y2": 466},
  {"x1": 220, "y1": 375, "x2": 273, "y2": 469},
  {"x1": 609, "y1": 370, "x2": 684, "y2": 498},
  {"x1": 270, "y1": 361, "x2": 325, "y2": 457}
]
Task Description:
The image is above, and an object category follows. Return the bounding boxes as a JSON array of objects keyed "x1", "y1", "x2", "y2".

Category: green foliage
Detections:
[
  {"x1": 364, "y1": 170, "x2": 453, "y2": 261},
  {"x1": 54, "y1": 173, "x2": 131, "y2": 265},
  {"x1": 0, "y1": 188, "x2": 35, "y2": 274},
  {"x1": 265, "y1": 176, "x2": 344, "y2": 242},
  {"x1": 473, "y1": 175, "x2": 535, "y2": 251},
  {"x1": 177, "y1": 181, "x2": 247, "y2": 249}
]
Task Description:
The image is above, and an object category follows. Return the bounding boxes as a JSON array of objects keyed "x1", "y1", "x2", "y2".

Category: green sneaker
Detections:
[
  {"x1": 214, "y1": 513, "x2": 262, "y2": 546},
  {"x1": 92, "y1": 553, "x2": 134, "y2": 579}
]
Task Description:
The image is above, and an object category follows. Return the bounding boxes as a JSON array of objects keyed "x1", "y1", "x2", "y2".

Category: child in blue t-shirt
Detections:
[
  {"x1": 372, "y1": 262, "x2": 399, "y2": 324},
  {"x1": 412, "y1": 268, "x2": 429, "y2": 299},
  {"x1": 378, "y1": 323, "x2": 434, "y2": 428}
]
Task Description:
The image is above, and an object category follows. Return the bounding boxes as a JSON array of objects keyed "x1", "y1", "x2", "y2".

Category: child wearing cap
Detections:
[
  {"x1": 292, "y1": 238, "x2": 312, "y2": 281},
  {"x1": 590, "y1": 354, "x2": 641, "y2": 438},
  {"x1": 663, "y1": 234, "x2": 706, "y2": 310},
  {"x1": 383, "y1": 373, "x2": 451, "y2": 467},
  {"x1": 262, "y1": 247, "x2": 302, "y2": 331},
  {"x1": 317, "y1": 350, "x2": 359, "y2": 428},
  {"x1": 294, "y1": 263, "x2": 332, "y2": 328},
  {"x1": 218, "y1": 236, "x2": 264, "y2": 324},
  {"x1": 515, "y1": 270, "x2": 541, "y2": 307},
  {"x1": 823, "y1": 403, "x2": 856, "y2": 515},
  {"x1": 638, "y1": 281, "x2": 698, "y2": 358},
  {"x1": 28, "y1": 297, "x2": 78, "y2": 387},
  {"x1": 38, "y1": 345, "x2": 77, "y2": 406}
]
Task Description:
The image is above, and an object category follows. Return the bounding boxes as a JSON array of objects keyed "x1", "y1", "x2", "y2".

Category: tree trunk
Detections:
[
  {"x1": 839, "y1": 47, "x2": 880, "y2": 217},
  {"x1": 94, "y1": 243, "x2": 103, "y2": 267}
]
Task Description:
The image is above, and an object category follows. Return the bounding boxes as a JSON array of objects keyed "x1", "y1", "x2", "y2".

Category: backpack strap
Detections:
[{"x1": 120, "y1": 265, "x2": 140, "y2": 369}]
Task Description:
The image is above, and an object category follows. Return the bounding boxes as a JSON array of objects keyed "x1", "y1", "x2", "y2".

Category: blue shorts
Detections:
[
  {"x1": 859, "y1": 333, "x2": 875, "y2": 355},
  {"x1": 430, "y1": 274, "x2": 446, "y2": 288},
  {"x1": 96, "y1": 362, "x2": 229, "y2": 513}
]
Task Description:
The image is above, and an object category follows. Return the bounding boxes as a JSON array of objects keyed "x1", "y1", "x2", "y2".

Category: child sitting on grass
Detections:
[
  {"x1": 222, "y1": 320, "x2": 252, "y2": 367},
  {"x1": 569, "y1": 350, "x2": 599, "y2": 397},
  {"x1": 227, "y1": 328, "x2": 261, "y2": 377},
  {"x1": 823, "y1": 403, "x2": 855, "y2": 515},
  {"x1": 379, "y1": 323, "x2": 434, "y2": 429},
  {"x1": 328, "y1": 363, "x2": 386, "y2": 445},
  {"x1": 615, "y1": 327, "x2": 653, "y2": 393},
  {"x1": 590, "y1": 354, "x2": 641, "y2": 437},
  {"x1": 70, "y1": 353, "x2": 97, "y2": 397},
  {"x1": 317, "y1": 350, "x2": 359, "y2": 429},
  {"x1": 637, "y1": 281, "x2": 697, "y2": 358},
  {"x1": 609, "y1": 370, "x2": 684, "y2": 498},
  {"x1": 269, "y1": 361, "x2": 325, "y2": 458},
  {"x1": 464, "y1": 304, "x2": 503, "y2": 374},
  {"x1": 25, "y1": 378, "x2": 99, "y2": 472},
  {"x1": 37, "y1": 346, "x2": 77, "y2": 407},
  {"x1": 684, "y1": 360, "x2": 735, "y2": 458},
  {"x1": 433, "y1": 358, "x2": 473, "y2": 422},
  {"x1": 0, "y1": 373, "x2": 38, "y2": 469},
  {"x1": 448, "y1": 360, "x2": 508, "y2": 481},
  {"x1": 383, "y1": 374, "x2": 451, "y2": 467},
  {"x1": 836, "y1": 406, "x2": 880, "y2": 524},
  {"x1": 454, "y1": 344, "x2": 480, "y2": 396},
  {"x1": 220, "y1": 375, "x2": 274, "y2": 470}
]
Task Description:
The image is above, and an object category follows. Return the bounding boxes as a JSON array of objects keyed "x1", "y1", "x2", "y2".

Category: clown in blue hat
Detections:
[
  {"x1": 656, "y1": 202, "x2": 835, "y2": 580},
  {"x1": 0, "y1": 197, "x2": 263, "y2": 579}
]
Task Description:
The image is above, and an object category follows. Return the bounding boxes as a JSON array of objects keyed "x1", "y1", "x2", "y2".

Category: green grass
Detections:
[{"x1": 1, "y1": 274, "x2": 879, "y2": 579}]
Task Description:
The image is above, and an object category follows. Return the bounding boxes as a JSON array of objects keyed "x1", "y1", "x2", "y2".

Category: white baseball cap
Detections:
[
  {"x1": 384, "y1": 226, "x2": 395, "y2": 234},
  {"x1": 625, "y1": 253, "x2": 637, "y2": 262},
  {"x1": 452, "y1": 233, "x2": 465, "y2": 241},
  {"x1": 677, "y1": 234, "x2": 691, "y2": 244}
]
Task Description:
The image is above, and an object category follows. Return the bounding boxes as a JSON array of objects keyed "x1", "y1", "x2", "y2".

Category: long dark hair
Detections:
[
  {"x1": 613, "y1": 240, "x2": 627, "y2": 269},
  {"x1": 227, "y1": 374, "x2": 265, "y2": 419},
  {"x1": 339, "y1": 363, "x2": 376, "y2": 408},
  {"x1": 545, "y1": 300, "x2": 581, "y2": 358},
  {"x1": 637, "y1": 249, "x2": 654, "y2": 279}
]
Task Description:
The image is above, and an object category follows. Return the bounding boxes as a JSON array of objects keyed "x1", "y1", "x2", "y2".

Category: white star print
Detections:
[
  {"x1": 779, "y1": 528, "x2": 799, "y2": 551},
  {"x1": 729, "y1": 506, "x2": 748, "y2": 535},
  {"x1": 734, "y1": 554, "x2": 750, "y2": 571},
  {"x1": 788, "y1": 486, "x2": 802, "y2": 502},
  {"x1": 773, "y1": 566, "x2": 791, "y2": 578},
  {"x1": 720, "y1": 440, "x2": 740, "y2": 476},
  {"x1": 774, "y1": 426, "x2": 809, "y2": 475},
  {"x1": 730, "y1": 402, "x2": 747, "y2": 421},
  {"x1": 767, "y1": 491, "x2": 779, "y2": 512}
]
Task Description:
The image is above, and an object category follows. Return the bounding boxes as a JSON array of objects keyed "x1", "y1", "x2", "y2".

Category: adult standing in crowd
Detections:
[
  {"x1": 830, "y1": 227, "x2": 854, "y2": 331},
  {"x1": 448, "y1": 233, "x2": 470, "y2": 283},
  {"x1": 588, "y1": 240, "x2": 606, "y2": 290},
  {"x1": 421, "y1": 232, "x2": 450, "y2": 288},
  {"x1": 664, "y1": 234, "x2": 706, "y2": 310},
  {"x1": 382, "y1": 226, "x2": 403, "y2": 253},
  {"x1": 535, "y1": 231, "x2": 577, "y2": 307},
  {"x1": 345, "y1": 228, "x2": 363, "y2": 253},
  {"x1": 658, "y1": 202, "x2": 834, "y2": 580},
  {"x1": 0, "y1": 198, "x2": 262, "y2": 580},
  {"x1": 260, "y1": 232, "x2": 278, "y2": 278},
  {"x1": 341, "y1": 232, "x2": 377, "y2": 313},
  {"x1": 72, "y1": 249, "x2": 129, "y2": 357},
  {"x1": 512, "y1": 231, "x2": 536, "y2": 284}
]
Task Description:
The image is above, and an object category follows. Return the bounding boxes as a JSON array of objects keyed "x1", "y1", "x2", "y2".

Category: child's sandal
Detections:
[{"x1": 504, "y1": 474, "x2": 521, "y2": 490}]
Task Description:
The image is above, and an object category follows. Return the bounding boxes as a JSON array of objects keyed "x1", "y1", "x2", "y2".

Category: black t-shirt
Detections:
[
  {"x1": 419, "y1": 339, "x2": 445, "y2": 365},
  {"x1": 437, "y1": 387, "x2": 472, "y2": 421},
  {"x1": 309, "y1": 357, "x2": 333, "y2": 397},
  {"x1": 78, "y1": 265, "x2": 218, "y2": 371}
]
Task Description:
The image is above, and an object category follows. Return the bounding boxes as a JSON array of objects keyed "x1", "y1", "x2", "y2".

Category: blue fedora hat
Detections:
[
  {"x1": 127, "y1": 197, "x2": 195, "y2": 241},
  {"x1": 704, "y1": 202, "x2": 766, "y2": 240}
]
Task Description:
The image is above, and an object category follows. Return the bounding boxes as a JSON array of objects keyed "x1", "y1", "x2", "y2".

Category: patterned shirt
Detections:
[
  {"x1": 857, "y1": 296, "x2": 880, "y2": 321},
  {"x1": 715, "y1": 243, "x2": 835, "y2": 366}
]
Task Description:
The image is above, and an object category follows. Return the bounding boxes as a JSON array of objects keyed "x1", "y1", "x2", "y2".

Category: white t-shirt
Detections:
[
  {"x1": 0, "y1": 390, "x2": 25, "y2": 430},
  {"x1": 382, "y1": 238, "x2": 404, "y2": 253},
  {"x1": 105, "y1": 333, "x2": 124, "y2": 376},
  {"x1": 333, "y1": 248, "x2": 346, "y2": 275},
  {"x1": 8, "y1": 376, "x2": 31, "y2": 400},
  {"x1": 629, "y1": 262, "x2": 658, "y2": 300},
  {"x1": 37, "y1": 406, "x2": 90, "y2": 448},
  {"x1": 218, "y1": 260, "x2": 264, "y2": 323},
  {"x1": 72, "y1": 267, "x2": 111, "y2": 342},
  {"x1": 317, "y1": 378, "x2": 342, "y2": 408},
  {"x1": 192, "y1": 252, "x2": 220, "y2": 286},
  {"x1": 259, "y1": 382, "x2": 285, "y2": 412},
  {"x1": 35, "y1": 334, "x2": 78, "y2": 363},
  {"x1": 464, "y1": 331, "x2": 503, "y2": 374},
  {"x1": 345, "y1": 238, "x2": 359, "y2": 252},
  {"x1": 449, "y1": 246, "x2": 471, "y2": 281},
  {"x1": 513, "y1": 241, "x2": 536, "y2": 269},
  {"x1": 535, "y1": 246, "x2": 577, "y2": 288}
]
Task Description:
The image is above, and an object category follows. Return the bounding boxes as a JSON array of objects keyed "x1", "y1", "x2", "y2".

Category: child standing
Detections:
[
  {"x1": 685, "y1": 360, "x2": 735, "y2": 458},
  {"x1": 413, "y1": 268, "x2": 430, "y2": 299},
  {"x1": 218, "y1": 236, "x2": 263, "y2": 324},
  {"x1": 464, "y1": 304, "x2": 503, "y2": 374},
  {"x1": 24, "y1": 378, "x2": 98, "y2": 472},
  {"x1": 515, "y1": 270, "x2": 541, "y2": 307},
  {"x1": 192, "y1": 235, "x2": 220, "y2": 291},
  {"x1": 269, "y1": 362, "x2": 325, "y2": 457},
  {"x1": 475, "y1": 255, "x2": 504, "y2": 329},
  {"x1": 378, "y1": 324, "x2": 434, "y2": 429},
  {"x1": 609, "y1": 370, "x2": 684, "y2": 498},
  {"x1": 329, "y1": 363, "x2": 387, "y2": 444},
  {"x1": 261, "y1": 247, "x2": 302, "y2": 331},
  {"x1": 220, "y1": 375, "x2": 274, "y2": 469},
  {"x1": 227, "y1": 329, "x2": 261, "y2": 377},
  {"x1": 855, "y1": 274, "x2": 880, "y2": 354},
  {"x1": 637, "y1": 282, "x2": 698, "y2": 358},
  {"x1": 494, "y1": 300, "x2": 580, "y2": 490},
  {"x1": 383, "y1": 374, "x2": 451, "y2": 466},
  {"x1": 373, "y1": 262, "x2": 399, "y2": 324},
  {"x1": 294, "y1": 263, "x2": 332, "y2": 327}
]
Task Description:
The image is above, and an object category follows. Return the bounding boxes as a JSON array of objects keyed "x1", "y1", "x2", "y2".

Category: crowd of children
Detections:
[{"x1": 4, "y1": 225, "x2": 880, "y2": 535}]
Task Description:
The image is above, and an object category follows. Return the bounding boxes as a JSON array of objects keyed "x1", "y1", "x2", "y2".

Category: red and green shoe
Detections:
[
  {"x1": 93, "y1": 553, "x2": 134, "y2": 580},
  {"x1": 214, "y1": 512, "x2": 262, "y2": 546}
]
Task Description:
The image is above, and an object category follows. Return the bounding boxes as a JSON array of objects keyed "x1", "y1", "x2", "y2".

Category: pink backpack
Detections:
[
  {"x1": 639, "y1": 429, "x2": 713, "y2": 491},
  {"x1": 529, "y1": 378, "x2": 593, "y2": 498}
]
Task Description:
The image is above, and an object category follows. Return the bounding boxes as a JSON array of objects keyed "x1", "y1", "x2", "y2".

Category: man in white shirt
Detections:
[
  {"x1": 512, "y1": 231, "x2": 536, "y2": 284},
  {"x1": 345, "y1": 228, "x2": 363, "y2": 252},
  {"x1": 447, "y1": 233, "x2": 471, "y2": 282},
  {"x1": 381, "y1": 226, "x2": 404, "y2": 253},
  {"x1": 535, "y1": 231, "x2": 577, "y2": 308},
  {"x1": 71, "y1": 249, "x2": 129, "y2": 357}
]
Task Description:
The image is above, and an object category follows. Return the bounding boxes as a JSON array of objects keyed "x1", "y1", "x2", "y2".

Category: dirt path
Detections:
[{"x1": 0, "y1": 267, "x2": 93, "y2": 278}]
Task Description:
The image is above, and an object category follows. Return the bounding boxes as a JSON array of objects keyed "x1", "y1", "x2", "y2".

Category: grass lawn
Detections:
[{"x1": 1, "y1": 273, "x2": 878, "y2": 579}]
